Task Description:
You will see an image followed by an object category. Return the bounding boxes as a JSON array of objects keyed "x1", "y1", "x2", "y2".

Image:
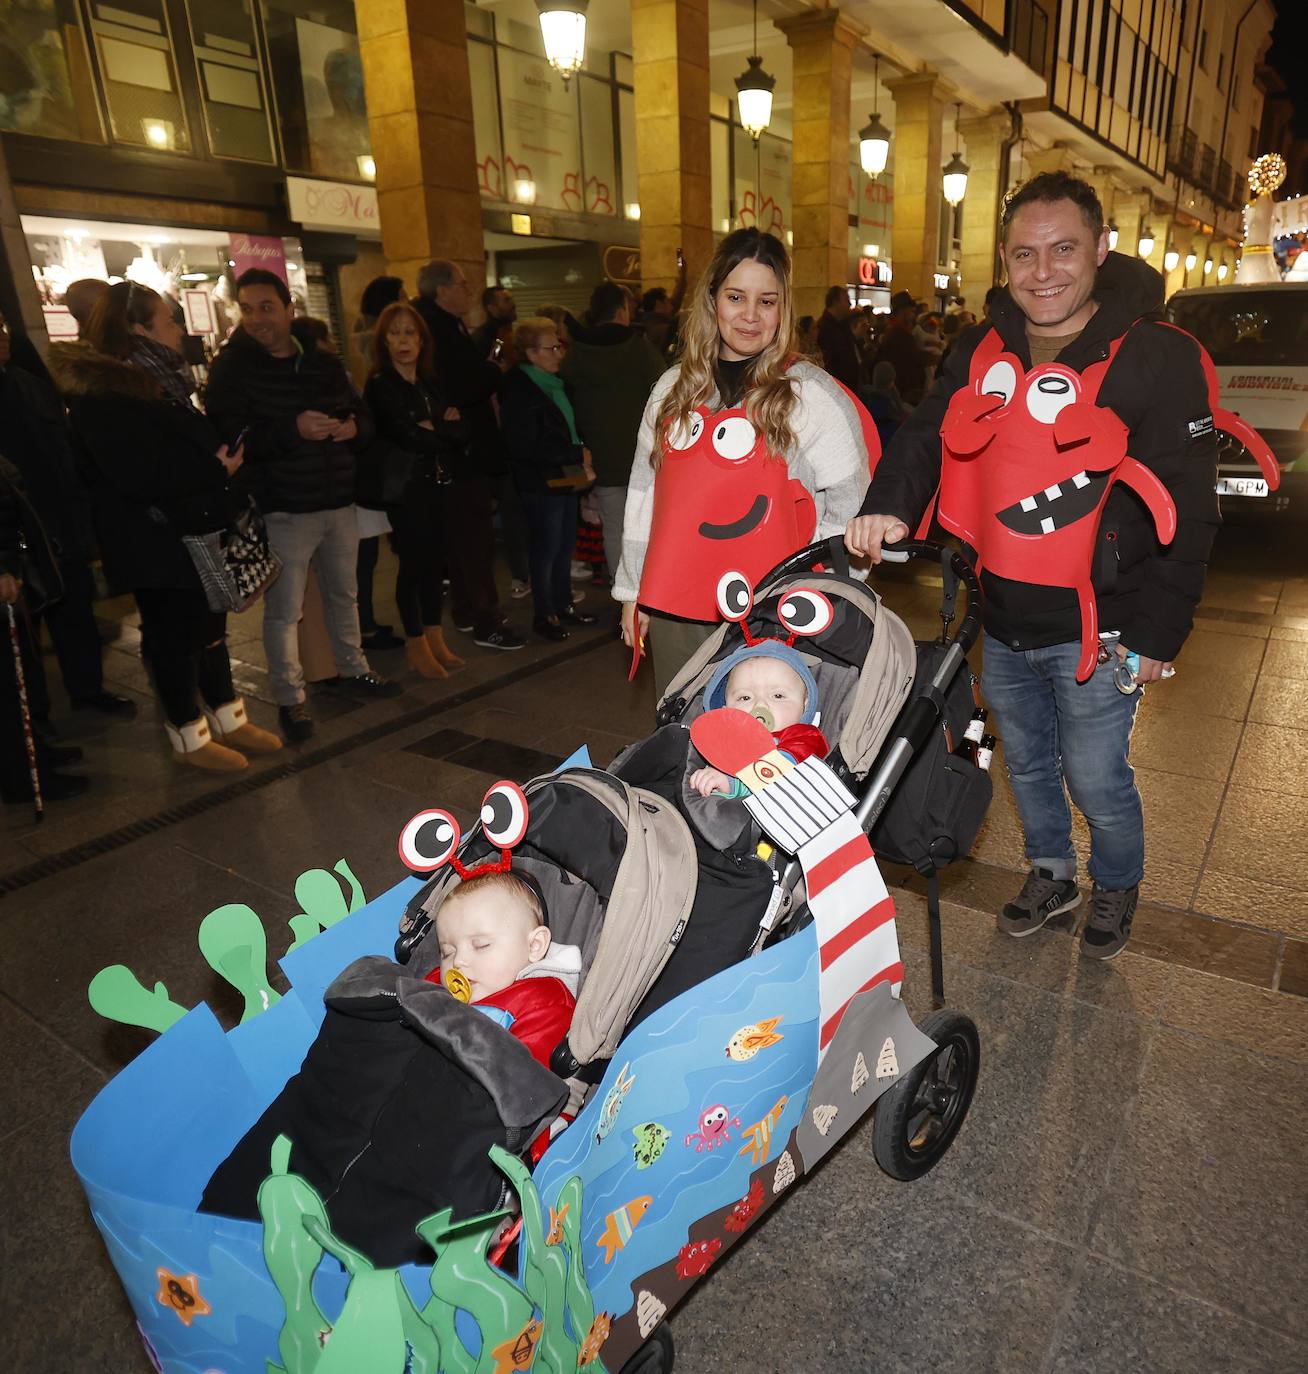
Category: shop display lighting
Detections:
[
  {"x1": 141, "y1": 118, "x2": 174, "y2": 150},
  {"x1": 735, "y1": 0, "x2": 775, "y2": 143},
  {"x1": 625, "y1": 202, "x2": 641, "y2": 220},
  {"x1": 536, "y1": 0, "x2": 587, "y2": 87},
  {"x1": 859, "y1": 54, "x2": 891, "y2": 178},
  {"x1": 356, "y1": 155, "x2": 376, "y2": 181},
  {"x1": 941, "y1": 104, "x2": 969, "y2": 208},
  {"x1": 513, "y1": 177, "x2": 537, "y2": 205},
  {"x1": 1137, "y1": 225, "x2": 1156, "y2": 258}
]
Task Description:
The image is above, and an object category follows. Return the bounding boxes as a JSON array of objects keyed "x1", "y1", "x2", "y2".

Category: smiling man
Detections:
[{"x1": 846, "y1": 171, "x2": 1219, "y2": 959}]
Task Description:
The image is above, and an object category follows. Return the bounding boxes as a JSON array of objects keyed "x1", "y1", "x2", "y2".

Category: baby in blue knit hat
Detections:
[{"x1": 689, "y1": 640, "x2": 830, "y2": 798}]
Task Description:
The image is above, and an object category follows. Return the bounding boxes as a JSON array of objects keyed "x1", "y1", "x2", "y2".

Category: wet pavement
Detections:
[{"x1": 3, "y1": 514, "x2": 1306, "y2": 1373}]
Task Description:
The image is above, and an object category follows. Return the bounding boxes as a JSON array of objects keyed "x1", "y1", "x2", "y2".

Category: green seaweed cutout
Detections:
[
  {"x1": 86, "y1": 966, "x2": 187, "y2": 1033},
  {"x1": 286, "y1": 860, "x2": 367, "y2": 952},
  {"x1": 199, "y1": 902, "x2": 282, "y2": 1022}
]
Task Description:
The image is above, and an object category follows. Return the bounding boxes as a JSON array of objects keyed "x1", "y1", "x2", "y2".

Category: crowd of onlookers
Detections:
[{"x1": 0, "y1": 255, "x2": 685, "y2": 807}]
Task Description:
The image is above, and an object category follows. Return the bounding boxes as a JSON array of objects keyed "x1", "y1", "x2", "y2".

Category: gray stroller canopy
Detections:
[
  {"x1": 658, "y1": 570, "x2": 917, "y2": 779},
  {"x1": 404, "y1": 769, "x2": 697, "y2": 1066}
]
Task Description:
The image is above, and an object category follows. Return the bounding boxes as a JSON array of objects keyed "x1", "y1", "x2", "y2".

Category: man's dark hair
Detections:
[
  {"x1": 1001, "y1": 171, "x2": 1104, "y2": 241},
  {"x1": 235, "y1": 267, "x2": 291, "y2": 306},
  {"x1": 640, "y1": 287, "x2": 668, "y2": 313},
  {"x1": 481, "y1": 285, "x2": 507, "y2": 311},
  {"x1": 984, "y1": 284, "x2": 1003, "y2": 309},
  {"x1": 589, "y1": 280, "x2": 628, "y2": 324},
  {"x1": 797, "y1": 314, "x2": 814, "y2": 333},
  {"x1": 360, "y1": 275, "x2": 404, "y2": 319},
  {"x1": 824, "y1": 285, "x2": 846, "y2": 309}
]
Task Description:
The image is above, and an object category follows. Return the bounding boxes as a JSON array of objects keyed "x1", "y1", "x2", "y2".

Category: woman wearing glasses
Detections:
[
  {"x1": 50, "y1": 281, "x2": 282, "y2": 770},
  {"x1": 498, "y1": 317, "x2": 598, "y2": 642}
]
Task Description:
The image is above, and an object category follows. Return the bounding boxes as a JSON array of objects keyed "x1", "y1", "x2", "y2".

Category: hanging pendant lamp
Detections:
[
  {"x1": 942, "y1": 103, "x2": 969, "y2": 207},
  {"x1": 536, "y1": 0, "x2": 588, "y2": 87},
  {"x1": 735, "y1": 0, "x2": 775, "y2": 143},
  {"x1": 859, "y1": 54, "x2": 891, "y2": 178}
]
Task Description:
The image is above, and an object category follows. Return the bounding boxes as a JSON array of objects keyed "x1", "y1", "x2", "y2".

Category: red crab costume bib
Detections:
[{"x1": 638, "y1": 404, "x2": 818, "y2": 622}]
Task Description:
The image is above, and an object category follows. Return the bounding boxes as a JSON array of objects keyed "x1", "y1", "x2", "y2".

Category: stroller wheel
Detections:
[
  {"x1": 872, "y1": 1008, "x2": 979, "y2": 1181},
  {"x1": 619, "y1": 1321, "x2": 675, "y2": 1374}
]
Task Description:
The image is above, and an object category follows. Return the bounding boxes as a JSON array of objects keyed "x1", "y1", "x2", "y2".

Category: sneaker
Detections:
[
  {"x1": 335, "y1": 672, "x2": 403, "y2": 699},
  {"x1": 278, "y1": 703, "x2": 315, "y2": 742},
  {"x1": 1080, "y1": 884, "x2": 1139, "y2": 961},
  {"x1": 534, "y1": 618, "x2": 570, "y2": 642},
  {"x1": 510, "y1": 579, "x2": 531, "y2": 599},
  {"x1": 453, "y1": 620, "x2": 475, "y2": 633},
  {"x1": 997, "y1": 867, "x2": 1082, "y2": 937},
  {"x1": 474, "y1": 626, "x2": 526, "y2": 651}
]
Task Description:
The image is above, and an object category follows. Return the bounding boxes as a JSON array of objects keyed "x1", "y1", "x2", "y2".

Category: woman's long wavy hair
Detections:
[{"x1": 653, "y1": 228, "x2": 797, "y2": 467}]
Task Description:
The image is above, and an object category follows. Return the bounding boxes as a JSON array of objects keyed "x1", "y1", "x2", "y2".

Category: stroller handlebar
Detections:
[{"x1": 760, "y1": 535, "x2": 983, "y2": 657}]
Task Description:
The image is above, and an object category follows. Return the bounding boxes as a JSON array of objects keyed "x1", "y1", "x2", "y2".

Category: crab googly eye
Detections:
[
  {"x1": 980, "y1": 359, "x2": 1017, "y2": 406},
  {"x1": 398, "y1": 808, "x2": 460, "y2": 872},
  {"x1": 480, "y1": 781, "x2": 529, "y2": 848},
  {"x1": 777, "y1": 588, "x2": 834, "y2": 638},
  {"x1": 1025, "y1": 370, "x2": 1079, "y2": 424},
  {"x1": 716, "y1": 570, "x2": 754, "y2": 622},
  {"x1": 710, "y1": 415, "x2": 757, "y2": 462},
  {"x1": 666, "y1": 412, "x2": 705, "y2": 451}
]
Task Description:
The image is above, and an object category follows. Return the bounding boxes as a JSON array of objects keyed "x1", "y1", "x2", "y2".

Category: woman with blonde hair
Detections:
[{"x1": 613, "y1": 228, "x2": 872, "y2": 696}]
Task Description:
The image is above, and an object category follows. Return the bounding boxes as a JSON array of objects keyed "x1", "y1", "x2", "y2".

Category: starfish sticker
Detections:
[{"x1": 155, "y1": 1268, "x2": 211, "y2": 1327}]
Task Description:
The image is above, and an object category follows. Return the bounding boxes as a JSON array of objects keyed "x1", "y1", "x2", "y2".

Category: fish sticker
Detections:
[
  {"x1": 684, "y1": 1103, "x2": 741, "y2": 1152},
  {"x1": 632, "y1": 1121, "x2": 671, "y2": 1170},
  {"x1": 738, "y1": 1095, "x2": 788, "y2": 1165},
  {"x1": 596, "y1": 1195, "x2": 653, "y2": 1263},
  {"x1": 545, "y1": 1202, "x2": 569, "y2": 1246},
  {"x1": 877, "y1": 1036, "x2": 899, "y2": 1079},
  {"x1": 675, "y1": 1237, "x2": 721, "y2": 1280},
  {"x1": 726, "y1": 1016, "x2": 784, "y2": 1062},
  {"x1": 773, "y1": 1149, "x2": 796, "y2": 1194},
  {"x1": 724, "y1": 1177, "x2": 765, "y2": 1233},
  {"x1": 578, "y1": 1312, "x2": 613, "y2": 1368},
  {"x1": 851, "y1": 1051, "x2": 870, "y2": 1094},
  {"x1": 595, "y1": 1061, "x2": 635, "y2": 1142},
  {"x1": 812, "y1": 1103, "x2": 838, "y2": 1136}
]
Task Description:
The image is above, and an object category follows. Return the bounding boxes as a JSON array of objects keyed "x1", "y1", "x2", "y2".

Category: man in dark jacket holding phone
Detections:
[
  {"x1": 847, "y1": 172, "x2": 1220, "y2": 960},
  {"x1": 205, "y1": 268, "x2": 399, "y2": 742}
]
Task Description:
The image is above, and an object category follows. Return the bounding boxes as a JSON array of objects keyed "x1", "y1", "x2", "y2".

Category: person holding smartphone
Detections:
[{"x1": 205, "y1": 269, "x2": 402, "y2": 743}]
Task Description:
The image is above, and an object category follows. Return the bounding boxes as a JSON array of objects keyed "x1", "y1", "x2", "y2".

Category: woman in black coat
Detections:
[
  {"x1": 50, "y1": 282, "x2": 281, "y2": 771},
  {"x1": 362, "y1": 301, "x2": 469, "y2": 678},
  {"x1": 498, "y1": 317, "x2": 597, "y2": 641}
]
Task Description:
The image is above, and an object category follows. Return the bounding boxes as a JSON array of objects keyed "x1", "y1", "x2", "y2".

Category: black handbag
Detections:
[{"x1": 355, "y1": 436, "x2": 416, "y2": 510}]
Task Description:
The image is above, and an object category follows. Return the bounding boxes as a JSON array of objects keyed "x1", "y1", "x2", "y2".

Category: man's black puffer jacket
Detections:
[
  {"x1": 862, "y1": 252, "x2": 1220, "y2": 662},
  {"x1": 204, "y1": 328, "x2": 374, "y2": 514}
]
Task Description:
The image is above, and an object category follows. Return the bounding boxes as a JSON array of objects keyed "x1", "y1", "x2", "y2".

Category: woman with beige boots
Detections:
[
  {"x1": 51, "y1": 282, "x2": 281, "y2": 772},
  {"x1": 362, "y1": 302, "x2": 467, "y2": 679}
]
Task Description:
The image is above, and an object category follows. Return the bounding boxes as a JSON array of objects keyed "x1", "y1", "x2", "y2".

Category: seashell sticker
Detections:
[
  {"x1": 812, "y1": 1103, "x2": 838, "y2": 1136},
  {"x1": 636, "y1": 1289, "x2": 667, "y2": 1339},
  {"x1": 877, "y1": 1035, "x2": 899, "y2": 1079},
  {"x1": 851, "y1": 1051, "x2": 869, "y2": 1094},
  {"x1": 773, "y1": 1149, "x2": 796, "y2": 1194}
]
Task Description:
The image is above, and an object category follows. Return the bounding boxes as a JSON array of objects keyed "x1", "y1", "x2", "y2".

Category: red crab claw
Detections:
[
  {"x1": 941, "y1": 391, "x2": 1004, "y2": 457},
  {"x1": 1053, "y1": 402, "x2": 1128, "y2": 464},
  {"x1": 690, "y1": 708, "x2": 776, "y2": 776}
]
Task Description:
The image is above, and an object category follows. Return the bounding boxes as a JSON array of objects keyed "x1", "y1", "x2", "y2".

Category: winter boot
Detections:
[
  {"x1": 423, "y1": 625, "x2": 465, "y2": 669},
  {"x1": 166, "y1": 716, "x2": 248, "y2": 773},
  {"x1": 405, "y1": 635, "x2": 448, "y2": 679},
  {"x1": 205, "y1": 697, "x2": 283, "y2": 755}
]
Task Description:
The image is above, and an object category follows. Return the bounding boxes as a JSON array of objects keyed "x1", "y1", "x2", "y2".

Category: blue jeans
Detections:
[
  {"x1": 981, "y1": 632, "x2": 1144, "y2": 890},
  {"x1": 519, "y1": 488, "x2": 577, "y2": 620}
]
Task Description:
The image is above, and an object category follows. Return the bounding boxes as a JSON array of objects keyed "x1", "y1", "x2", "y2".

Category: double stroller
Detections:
[{"x1": 72, "y1": 540, "x2": 988, "y2": 1374}]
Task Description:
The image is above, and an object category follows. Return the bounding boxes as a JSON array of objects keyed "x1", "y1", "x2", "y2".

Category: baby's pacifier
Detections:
[
  {"x1": 444, "y1": 968, "x2": 472, "y2": 1003},
  {"x1": 750, "y1": 705, "x2": 776, "y2": 731}
]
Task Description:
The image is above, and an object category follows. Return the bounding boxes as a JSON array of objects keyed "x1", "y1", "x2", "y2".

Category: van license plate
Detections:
[{"x1": 1216, "y1": 477, "x2": 1269, "y2": 497}]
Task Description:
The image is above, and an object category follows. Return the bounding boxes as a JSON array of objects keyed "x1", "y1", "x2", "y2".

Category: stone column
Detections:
[
  {"x1": 886, "y1": 72, "x2": 947, "y2": 303},
  {"x1": 778, "y1": 8, "x2": 865, "y2": 318},
  {"x1": 632, "y1": 0, "x2": 713, "y2": 295},
  {"x1": 956, "y1": 111, "x2": 1013, "y2": 301},
  {"x1": 356, "y1": 0, "x2": 483, "y2": 291}
]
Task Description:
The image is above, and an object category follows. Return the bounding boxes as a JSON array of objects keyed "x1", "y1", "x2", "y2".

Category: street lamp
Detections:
[
  {"x1": 536, "y1": 0, "x2": 587, "y2": 87},
  {"x1": 1217, "y1": 261, "x2": 1229, "y2": 281},
  {"x1": 735, "y1": 0, "x2": 775, "y2": 142},
  {"x1": 1137, "y1": 225, "x2": 1156, "y2": 258},
  {"x1": 859, "y1": 55, "x2": 891, "y2": 178},
  {"x1": 1164, "y1": 244, "x2": 1180, "y2": 272},
  {"x1": 1204, "y1": 256, "x2": 1214, "y2": 274},
  {"x1": 1185, "y1": 250, "x2": 1198, "y2": 272},
  {"x1": 1108, "y1": 221, "x2": 1119, "y2": 251},
  {"x1": 941, "y1": 104, "x2": 969, "y2": 207}
]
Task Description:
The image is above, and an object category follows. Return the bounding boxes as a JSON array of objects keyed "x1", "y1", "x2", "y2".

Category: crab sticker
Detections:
[
  {"x1": 724, "y1": 1177, "x2": 766, "y2": 1233},
  {"x1": 928, "y1": 329, "x2": 1178, "y2": 681},
  {"x1": 675, "y1": 1236, "x2": 721, "y2": 1280},
  {"x1": 685, "y1": 1103, "x2": 741, "y2": 1152},
  {"x1": 155, "y1": 1268, "x2": 211, "y2": 1327},
  {"x1": 637, "y1": 404, "x2": 817, "y2": 622}
]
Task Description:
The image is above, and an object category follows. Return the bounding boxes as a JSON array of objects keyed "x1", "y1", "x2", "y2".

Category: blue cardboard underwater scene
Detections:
[{"x1": 72, "y1": 749, "x2": 930, "y2": 1373}]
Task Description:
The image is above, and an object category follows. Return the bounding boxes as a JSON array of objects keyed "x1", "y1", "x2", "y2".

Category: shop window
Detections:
[
  {"x1": 732, "y1": 127, "x2": 790, "y2": 241},
  {"x1": 711, "y1": 117, "x2": 731, "y2": 234},
  {"x1": 184, "y1": 0, "x2": 273, "y2": 162},
  {"x1": 497, "y1": 44, "x2": 583, "y2": 213},
  {"x1": 0, "y1": 0, "x2": 104, "y2": 141},
  {"x1": 578, "y1": 74, "x2": 617, "y2": 216},
  {"x1": 260, "y1": 0, "x2": 371, "y2": 181},
  {"x1": 470, "y1": 36, "x2": 503, "y2": 198},
  {"x1": 88, "y1": 0, "x2": 189, "y2": 150},
  {"x1": 618, "y1": 86, "x2": 637, "y2": 222}
]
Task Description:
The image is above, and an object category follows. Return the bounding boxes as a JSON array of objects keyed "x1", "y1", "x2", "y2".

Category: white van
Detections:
[{"x1": 1165, "y1": 282, "x2": 1308, "y2": 513}]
